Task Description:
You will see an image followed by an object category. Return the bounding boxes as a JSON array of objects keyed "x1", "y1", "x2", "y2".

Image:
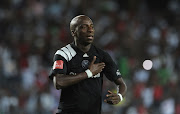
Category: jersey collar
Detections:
[{"x1": 70, "y1": 42, "x2": 94, "y2": 56}]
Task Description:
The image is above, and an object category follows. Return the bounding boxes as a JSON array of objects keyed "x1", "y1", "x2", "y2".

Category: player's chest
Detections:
[{"x1": 67, "y1": 53, "x2": 102, "y2": 73}]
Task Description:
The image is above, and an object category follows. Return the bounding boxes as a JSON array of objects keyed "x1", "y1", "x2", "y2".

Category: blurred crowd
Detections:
[{"x1": 0, "y1": 0, "x2": 180, "y2": 114}]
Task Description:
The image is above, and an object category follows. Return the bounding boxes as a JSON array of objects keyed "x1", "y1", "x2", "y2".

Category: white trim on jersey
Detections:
[
  {"x1": 55, "y1": 50, "x2": 69, "y2": 61},
  {"x1": 61, "y1": 47, "x2": 72, "y2": 61},
  {"x1": 66, "y1": 44, "x2": 77, "y2": 57},
  {"x1": 55, "y1": 44, "x2": 77, "y2": 61}
]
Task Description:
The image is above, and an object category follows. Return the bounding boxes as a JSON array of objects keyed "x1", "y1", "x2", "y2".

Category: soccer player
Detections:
[{"x1": 49, "y1": 15, "x2": 127, "y2": 114}]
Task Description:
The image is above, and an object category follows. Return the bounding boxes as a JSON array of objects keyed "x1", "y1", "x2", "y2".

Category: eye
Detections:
[
  {"x1": 90, "y1": 25, "x2": 94, "y2": 29},
  {"x1": 80, "y1": 25, "x2": 87, "y2": 29}
]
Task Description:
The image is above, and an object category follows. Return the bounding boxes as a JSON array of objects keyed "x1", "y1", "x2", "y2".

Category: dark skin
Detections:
[{"x1": 54, "y1": 15, "x2": 127, "y2": 105}]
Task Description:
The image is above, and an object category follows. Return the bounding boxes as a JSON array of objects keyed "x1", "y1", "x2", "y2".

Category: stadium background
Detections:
[{"x1": 0, "y1": 0, "x2": 179, "y2": 114}]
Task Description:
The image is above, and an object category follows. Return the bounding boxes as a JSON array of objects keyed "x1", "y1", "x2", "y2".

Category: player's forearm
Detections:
[
  {"x1": 55, "y1": 72, "x2": 88, "y2": 89},
  {"x1": 115, "y1": 78, "x2": 127, "y2": 97},
  {"x1": 117, "y1": 83, "x2": 127, "y2": 97}
]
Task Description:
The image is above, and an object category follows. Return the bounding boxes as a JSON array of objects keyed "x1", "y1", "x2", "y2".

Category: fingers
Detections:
[
  {"x1": 110, "y1": 100, "x2": 119, "y2": 104},
  {"x1": 104, "y1": 99, "x2": 119, "y2": 105},
  {"x1": 108, "y1": 90, "x2": 113, "y2": 94},
  {"x1": 89, "y1": 56, "x2": 105, "y2": 75},
  {"x1": 98, "y1": 63, "x2": 105, "y2": 67},
  {"x1": 106, "y1": 95, "x2": 119, "y2": 101},
  {"x1": 91, "y1": 56, "x2": 96, "y2": 64},
  {"x1": 91, "y1": 56, "x2": 105, "y2": 66},
  {"x1": 97, "y1": 62, "x2": 105, "y2": 70},
  {"x1": 93, "y1": 62, "x2": 105, "y2": 73},
  {"x1": 106, "y1": 90, "x2": 114, "y2": 97},
  {"x1": 98, "y1": 63, "x2": 105, "y2": 70},
  {"x1": 104, "y1": 90, "x2": 120, "y2": 105}
]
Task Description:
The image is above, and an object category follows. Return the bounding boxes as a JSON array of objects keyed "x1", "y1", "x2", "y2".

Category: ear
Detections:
[
  {"x1": 71, "y1": 30, "x2": 74, "y2": 36},
  {"x1": 71, "y1": 30, "x2": 76, "y2": 37}
]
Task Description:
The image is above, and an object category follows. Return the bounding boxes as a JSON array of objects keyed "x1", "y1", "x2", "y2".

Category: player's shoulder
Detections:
[
  {"x1": 92, "y1": 45, "x2": 106, "y2": 54},
  {"x1": 55, "y1": 43, "x2": 77, "y2": 61},
  {"x1": 92, "y1": 45, "x2": 109, "y2": 56}
]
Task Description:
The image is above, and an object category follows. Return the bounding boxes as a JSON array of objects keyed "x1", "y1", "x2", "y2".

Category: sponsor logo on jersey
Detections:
[
  {"x1": 53, "y1": 60, "x2": 63, "y2": 69},
  {"x1": 91, "y1": 73, "x2": 100, "y2": 78},
  {"x1": 69, "y1": 72, "x2": 77, "y2": 75},
  {"x1": 69, "y1": 72, "x2": 100, "y2": 78}
]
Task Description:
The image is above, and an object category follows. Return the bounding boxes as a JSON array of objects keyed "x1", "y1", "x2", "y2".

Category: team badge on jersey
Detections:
[
  {"x1": 53, "y1": 60, "x2": 63, "y2": 69},
  {"x1": 81, "y1": 60, "x2": 90, "y2": 69}
]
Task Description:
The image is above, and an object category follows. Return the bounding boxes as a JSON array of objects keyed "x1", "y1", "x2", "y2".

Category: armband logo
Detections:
[{"x1": 53, "y1": 60, "x2": 63, "y2": 69}]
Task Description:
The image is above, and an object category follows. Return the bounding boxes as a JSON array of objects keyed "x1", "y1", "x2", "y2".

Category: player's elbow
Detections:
[
  {"x1": 120, "y1": 79, "x2": 127, "y2": 92},
  {"x1": 115, "y1": 78, "x2": 127, "y2": 96},
  {"x1": 123, "y1": 82, "x2": 127, "y2": 93},
  {"x1": 53, "y1": 76, "x2": 66, "y2": 89},
  {"x1": 56, "y1": 81, "x2": 67, "y2": 89}
]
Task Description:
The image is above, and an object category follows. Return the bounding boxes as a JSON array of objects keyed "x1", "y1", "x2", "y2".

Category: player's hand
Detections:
[
  {"x1": 89, "y1": 56, "x2": 105, "y2": 76},
  {"x1": 104, "y1": 90, "x2": 120, "y2": 105}
]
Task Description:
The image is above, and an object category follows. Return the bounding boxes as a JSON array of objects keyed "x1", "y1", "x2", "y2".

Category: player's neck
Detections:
[{"x1": 75, "y1": 41, "x2": 91, "y2": 53}]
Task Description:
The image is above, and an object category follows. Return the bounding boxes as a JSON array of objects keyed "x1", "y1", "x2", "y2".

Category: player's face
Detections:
[{"x1": 74, "y1": 18, "x2": 94, "y2": 45}]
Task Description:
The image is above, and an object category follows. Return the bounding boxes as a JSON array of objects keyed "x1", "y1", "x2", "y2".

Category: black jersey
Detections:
[{"x1": 49, "y1": 43, "x2": 121, "y2": 114}]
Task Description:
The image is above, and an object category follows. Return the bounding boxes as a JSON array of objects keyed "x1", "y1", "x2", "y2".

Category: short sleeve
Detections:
[
  {"x1": 49, "y1": 53, "x2": 68, "y2": 80},
  {"x1": 102, "y1": 52, "x2": 121, "y2": 82}
]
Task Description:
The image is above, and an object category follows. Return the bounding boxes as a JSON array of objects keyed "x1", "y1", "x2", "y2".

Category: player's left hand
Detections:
[{"x1": 104, "y1": 90, "x2": 120, "y2": 105}]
